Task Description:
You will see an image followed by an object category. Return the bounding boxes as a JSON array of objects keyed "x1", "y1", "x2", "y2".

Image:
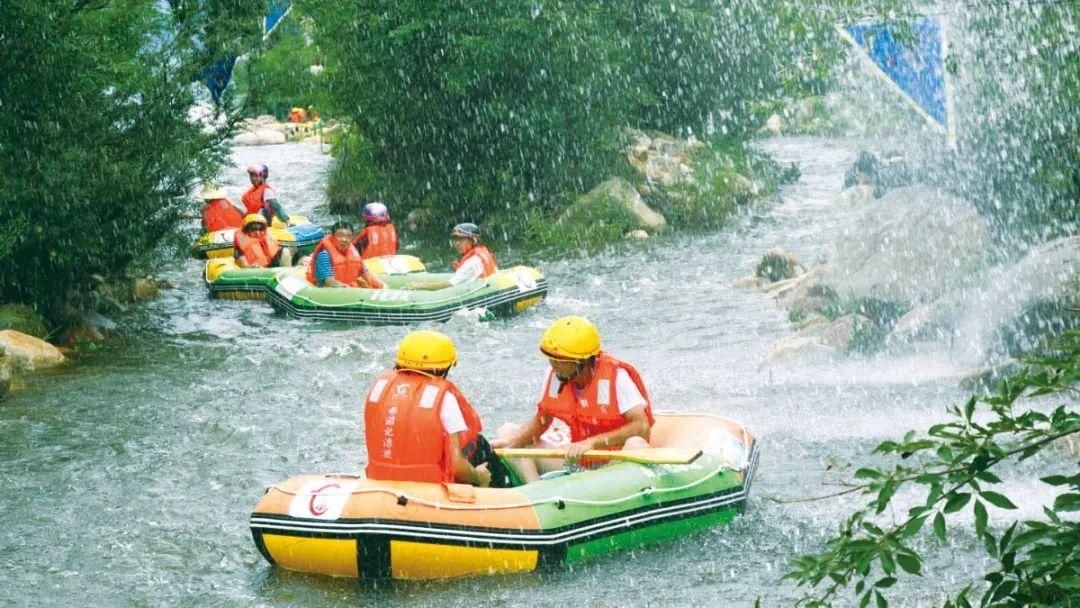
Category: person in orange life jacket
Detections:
[
  {"x1": 197, "y1": 183, "x2": 244, "y2": 232},
  {"x1": 404, "y1": 223, "x2": 497, "y2": 290},
  {"x1": 234, "y1": 214, "x2": 293, "y2": 268},
  {"x1": 307, "y1": 222, "x2": 385, "y2": 288},
  {"x1": 241, "y1": 164, "x2": 291, "y2": 226},
  {"x1": 364, "y1": 331, "x2": 509, "y2": 487},
  {"x1": 352, "y1": 202, "x2": 398, "y2": 259},
  {"x1": 491, "y1": 316, "x2": 653, "y2": 482}
]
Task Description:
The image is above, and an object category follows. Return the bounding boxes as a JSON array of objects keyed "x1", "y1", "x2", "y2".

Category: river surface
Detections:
[{"x1": 0, "y1": 140, "x2": 1043, "y2": 606}]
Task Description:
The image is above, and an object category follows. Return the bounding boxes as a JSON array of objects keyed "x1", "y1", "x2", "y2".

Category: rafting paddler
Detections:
[
  {"x1": 307, "y1": 222, "x2": 384, "y2": 288},
  {"x1": 404, "y1": 223, "x2": 497, "y2": 290},
  {"x1": 198, "y1": 183, "x2": 244, "y2": 232},
  {"x1": 492, "y1": 316, "x2": 653, "y2": 482},
  {"x1": 353, "y1": 202, "x2": 398, "y2": 259},
  {"x1": 234, "y1": 214, "x2": 293, "y2": 268},
  {"x1": 363, "y1": 331, "x2": 500, "y2": 487},
  {"x1": 241, "y1": 164, "x2": 291, "y2": 226}
]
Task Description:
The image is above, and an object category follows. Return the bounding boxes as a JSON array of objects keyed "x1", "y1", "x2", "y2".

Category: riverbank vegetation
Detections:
[
  {"x1": 786, "y1": 331, "x2": 1080, "y2": 607},
  {"x1": 293, "y1": 0, "x2": 834, "y2": 250},
  {"x1": 0, "y1": 1, "x2": 263, "y2": 327}
]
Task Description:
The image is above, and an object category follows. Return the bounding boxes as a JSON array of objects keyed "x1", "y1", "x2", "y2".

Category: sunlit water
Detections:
[{"x1": 0, "y1": 141, "x2": 1055, "y2": 606}]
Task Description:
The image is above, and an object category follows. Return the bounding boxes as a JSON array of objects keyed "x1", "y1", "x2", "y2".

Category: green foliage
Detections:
[
  {"x1": 324, "y1": 130, "x2": 386, "y2": 214},
  {"x1": 301, "y1": 0, "x2": 830, "y2": 238},
  {"x1": 786, "y1": 331, "x2": 1080, "y2": 607},
  {"x1": 0, "y1": 1, "x2": 263, "y2": 324},
  {"x1": 0, "y1": 304, "x2": 49, "y2": 339},
  {"x1": 235, "y1": 14, "x2": 330, "y2": 119}
]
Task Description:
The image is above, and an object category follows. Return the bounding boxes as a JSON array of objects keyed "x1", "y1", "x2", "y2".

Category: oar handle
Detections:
[{"x1": 495, "y1": 448, "x2": 702, "y2": 465}]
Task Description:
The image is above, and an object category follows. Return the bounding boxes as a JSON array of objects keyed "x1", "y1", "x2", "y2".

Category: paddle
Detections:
[{"x1": 495, "y1": 447, "x2": 702, "y2": 465}]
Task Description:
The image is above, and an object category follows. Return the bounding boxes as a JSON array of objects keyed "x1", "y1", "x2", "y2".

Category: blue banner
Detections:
[
  {"x1": 264, "y1": 0, "x2": 291, "y2": 37},
  {"x1": 199, "y1": 54, "x2": 237, "y2": 106},
  {"x1": 839, "y1": 16, "x2": 955, "y2": 145}
]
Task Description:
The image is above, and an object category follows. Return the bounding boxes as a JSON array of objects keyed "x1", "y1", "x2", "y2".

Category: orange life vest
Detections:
[
  {"x1": 305, "y1": 237, "x2": 384, "y2": 288},
  {"x1": 536, "y1": 351, "x2": 654, "y2": 447},
  {"x1": 241, "y1": 183, "x2": 274, "y2": 219},
  {"x1": 234, "y1": 231, "x2": 281, "y2": 267},
  {"x1": 306, "y1": 236, "x2": 364, "y2": 286},
  {"x1": 353, "y1": 223, "x2": 399, "y2": 259},
  {"x1": 201, "y1": 198, "x2": 244, "y2": 232},
  {"x1": 452, "y1": 244, "x2": 498, "y2": 278},
  {"x1": 364, "y1": 369, "x2": 483, "y2": 483}
]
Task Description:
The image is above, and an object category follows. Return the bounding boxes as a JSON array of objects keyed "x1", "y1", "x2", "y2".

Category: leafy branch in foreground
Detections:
[{"x1": 784, "y1": 331, "x2": 1080, "y2": 608}]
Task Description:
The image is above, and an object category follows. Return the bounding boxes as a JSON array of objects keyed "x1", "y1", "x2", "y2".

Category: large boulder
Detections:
[
  {"x1": 817, "y1": 185, "x2": 991, "y2": 305},
  {"x1": 581, "y1": 178, "x2": 667, "y2": 231},
  {"x1": 950, "y1": 236, "x2": 1080, "y2": 359},
  {"x1": 0, "y1": 330, "x2": 65, "y2": 370}
]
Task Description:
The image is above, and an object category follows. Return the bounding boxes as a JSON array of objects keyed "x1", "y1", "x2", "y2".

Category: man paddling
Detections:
[{"x1": 492, "y1": 316, "x2": 653, "y2": 482}]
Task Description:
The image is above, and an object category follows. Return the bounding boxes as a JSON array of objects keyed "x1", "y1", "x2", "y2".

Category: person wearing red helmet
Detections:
[
  {"x1": 241, "y1": 163, "x2": 292, "y2": 226},
  {"x1": 352, "y1": 202, "x2": 398, "y2": 259},
  {"x1": 404, "y1": 222, "x2": 497, "y2": 290}
]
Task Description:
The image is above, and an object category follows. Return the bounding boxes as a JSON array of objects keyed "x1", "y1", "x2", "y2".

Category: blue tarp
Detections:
[
  {"x1": 199, "y1": 55, "x2": 237, "y2": 106},
  {"x1": 200, "y1": 1, "x2": 291, "y2": 104},
  {"x1": 264, "y1": 0, "x2": 291, "y2": 37},
  {"x1": 841, "y1": 17, "x2": 952, "y2": 138}
]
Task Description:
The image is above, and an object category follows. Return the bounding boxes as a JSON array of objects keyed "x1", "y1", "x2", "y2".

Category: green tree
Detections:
[
  {"x1": 785, "y1": 331, "x2": 1080, "y2": 607},
  {"x1": 0, "y1": 0, "x2": 262, "y2": 324},
  {"x1": 302, "y1": 0, "x2": 842, "y2": 228}
]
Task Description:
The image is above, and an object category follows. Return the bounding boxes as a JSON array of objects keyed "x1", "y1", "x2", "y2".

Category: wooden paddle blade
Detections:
[{"x1": 495, "y1": 447, "x2": 702, "y2": 465}]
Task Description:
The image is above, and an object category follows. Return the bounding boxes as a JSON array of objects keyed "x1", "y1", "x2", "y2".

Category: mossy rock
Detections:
[{"x1": 0, "y1": 304, "x2": 49, "y2": 339}]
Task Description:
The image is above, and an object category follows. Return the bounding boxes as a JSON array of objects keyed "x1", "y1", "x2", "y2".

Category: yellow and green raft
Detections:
[
  {"x1": 205, "y1": 255, "x2": 548, "y2": 323},
  {"x1": 249, "y1": 413, "x2": 757, "y2": 580},
  {"x1": 190, "y1": 215, "x2": 324, "y2": 259}
]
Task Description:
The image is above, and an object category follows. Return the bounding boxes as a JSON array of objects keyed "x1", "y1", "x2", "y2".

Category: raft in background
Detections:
[
  {"x1": 204, "y1": 255, "x2": 548, "y2": 323},
  {"x1": 190, "y1": 214, "x2": 324, "y2": 259},
  {"x1": 249, "y1": 413, "x2": 757, "y2": 580}
]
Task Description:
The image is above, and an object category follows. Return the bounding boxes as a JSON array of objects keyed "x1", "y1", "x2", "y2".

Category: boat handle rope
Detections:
[
  {"x1": 265, "y1": 412, "x2": 753, "y2": 511},
  {"x1": 267, "y1": 459, "x2": 735, "y2": 512},
  {"x1": 289, "y1": 280, "x2": 491, "y2": 309}
]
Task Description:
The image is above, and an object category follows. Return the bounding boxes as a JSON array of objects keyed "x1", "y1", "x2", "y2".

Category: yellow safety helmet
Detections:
[
  {"x1": 242, "y1": 214, "x2": 268, "y2": 228},
  {"x1": 396, "y1": 330, "x2": 458, "y2": 370},
  {"x1": 540, "y1": 316, "x2": 601, "y2": 361}
]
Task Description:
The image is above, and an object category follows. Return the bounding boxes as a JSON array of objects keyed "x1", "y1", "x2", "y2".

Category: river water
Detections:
[{"x1": 0, "y1": 140, "x2": 1043, "y2": 606}]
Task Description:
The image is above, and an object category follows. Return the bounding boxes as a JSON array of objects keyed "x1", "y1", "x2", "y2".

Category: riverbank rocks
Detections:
[
  {"x1": 234, "y1": 129, "x2": 287, "y2": 146},
  {"x1": 97, "y1": 276, "x2": 166, "y2": 304},
  {"x1": 581, "y1": 178, "x2": 667, "y2": 232},
  {"x1": 821, "y1": 314, "x2": 876, "y2": 352},
  {"x1": 0, "y1": 330, "x2": 66, "y2": 370},
  {"x1": 756, "y1": 248, "x2": 806, "y2": 283},
  {"x1": 624, "y1": 129, "x2": 701, "y2": 187},
  {"x1": 818, "y1": 185, "x2": 990, "y2": 304},
  {"x1": 0, "y1": 303, "x2": 49, "y2": 339}
]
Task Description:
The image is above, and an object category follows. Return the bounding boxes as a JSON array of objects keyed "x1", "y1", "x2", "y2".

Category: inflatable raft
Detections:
[
  {"x1": 249, "y1": 413, "x2": 757, "y2": 580},
  {"x1": 205, "y1": 255, "x2": 548, "y2": 323},
  {"x1": 190, "y1": 214, "x2": 324, "y2": 259}
]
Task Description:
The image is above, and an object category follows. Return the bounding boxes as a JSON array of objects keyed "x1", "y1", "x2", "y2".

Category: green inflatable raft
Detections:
[
  {"x1": 249, "y1": 413, "x2": 757, "y2": 579},
  {"x1": 204, "y1": 255, "x2": 548, "y2": 323}
]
